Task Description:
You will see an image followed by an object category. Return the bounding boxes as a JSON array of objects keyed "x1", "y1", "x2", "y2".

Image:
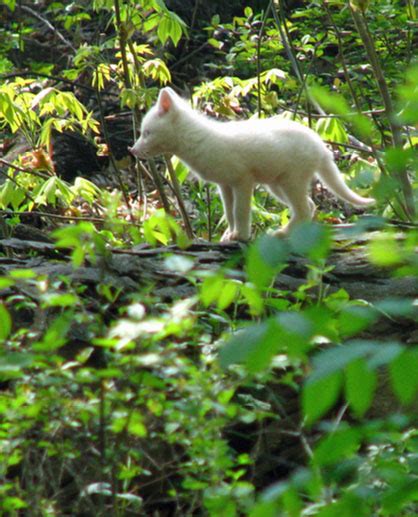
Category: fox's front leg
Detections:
[{"x1": 218, "y1": 184, "x2": 235, "y2": 241}]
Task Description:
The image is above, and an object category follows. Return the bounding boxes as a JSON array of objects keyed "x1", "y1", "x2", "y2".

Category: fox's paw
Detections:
[
  {"x1": 221, "y1": 229, "x2": 233, "y2": 242},
  {"x1": 222, "y1": 230, "x2": 250, "y2": 242},
  {"x1": 272, "y1": 228, "x2": 289, "y2": 239}
]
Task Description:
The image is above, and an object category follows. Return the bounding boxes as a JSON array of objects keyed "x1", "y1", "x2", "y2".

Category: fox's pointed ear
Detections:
[{"x1": 157, "y1": 88, "x2": 175, "y2": 115}]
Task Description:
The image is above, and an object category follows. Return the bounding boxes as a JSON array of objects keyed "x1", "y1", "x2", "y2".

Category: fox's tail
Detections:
[{"x1": 318, "y1": 154, "x2": 375, "y2": 207}]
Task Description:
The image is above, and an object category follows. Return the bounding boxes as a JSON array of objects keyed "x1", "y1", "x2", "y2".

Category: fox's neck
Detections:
[{"x1": 171, "y1": 108, "x2": 225, "y2": 167}]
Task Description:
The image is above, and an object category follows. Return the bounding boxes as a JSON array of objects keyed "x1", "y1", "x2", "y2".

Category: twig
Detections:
[
  {"x1": 323, "y1": 140, "x2": 374, "y2": 154},
  {"x1": 164, "y1": 156, "x2": 194, "y2": 239},
  {"x1": 0, "y1": 209, "x2": 106, "y2": 223},
  {"x1": 19, "y1": 5, "x2": 76, "y2": 53},
  {"x1": 256, "y1": 0, "x2": 274, "y2": 116},
  {"x1": 147, "y1": 159, "x2": 171, "y2": 213},
  {"x1": 350, "y1": 5, "x2": 415, "y2": 219},
  {"x1": 95, "y1": 88, "x2": 133, "y2": 219},
  {"x1": 271, "y1": 3, "x2": 374, "y2": 154},
  {"x1": 0, "y1": 70, "x2": 112, "y2": 95},
  {"x1": 170, "y1": 41, "x2": 209, "y2": 70},
  {"x1": 205, "y1": 184, "x2": 212, "y2": 242},
  {"x1": 290, "y1": 107, "x2": 386, "y2": 119},
  {"x1": 113, "y1": 0, "x2": 132, "y2": 89},
  {"x1": 0, "y1": 158, "x2": 51, "y2": 180}
]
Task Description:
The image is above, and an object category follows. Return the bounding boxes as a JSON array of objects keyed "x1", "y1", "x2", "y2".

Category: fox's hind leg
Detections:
[
  {"x1": 229, "y1": 182, "x2": 253, "y2": 241},
  {"x1": 268, "y1": 182, "x2": 315, "y2": 236}
]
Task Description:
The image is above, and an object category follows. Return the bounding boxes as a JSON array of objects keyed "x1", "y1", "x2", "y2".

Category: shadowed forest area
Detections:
[{"x1": 0, "y1": 0, "x2": 417, "y2": 515}]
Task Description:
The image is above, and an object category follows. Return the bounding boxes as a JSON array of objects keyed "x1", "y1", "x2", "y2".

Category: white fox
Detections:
[{"x1": 129, "y1": 87, "x2": 375, "y2": 241}]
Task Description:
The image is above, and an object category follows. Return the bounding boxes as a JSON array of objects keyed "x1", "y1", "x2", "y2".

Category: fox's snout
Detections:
[{"x1": 128, "y1": 144, "x2": 143, "y2": 158}]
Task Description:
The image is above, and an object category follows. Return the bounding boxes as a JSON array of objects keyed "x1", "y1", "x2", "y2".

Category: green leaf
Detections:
[
  {"x1": 389, "y1": 349, "x2": 418, "y2": 405},
  {"x1": 375, "y1": 298, "x2": 417, "y2": 318},
  {"x1": 0, "y1": 352, "x2": 34, "y2": 377},
  {"x1": 3, "y1": 0, "x2": 16, "y2": 11},
  {"x1": 345, "y1": 358, "x2": 377, "y2": 417},
  {"x1": 309, "y1": 341, "x2": 378, "y2": 383},
  {"x1": 369, "y1": 234, "x2": 404, "y2": 266},
  {"x1": 41, "y1": 293, "x2": 80, "y2": 308},
  {"x1": 310, "y1": 85, "x2": 374, "y2": 139},
  {"x1": 303, "y1": 371, "x2": 343, "y2": 426},
  {"x1": 246, "y1": 234, "x2": 289, "y2": 290},
  {"x1": 0, "y1": 303, "x2": 12, "y2": 341},
  {"x1": 217, "y1": 280, "x2": 239, "y2": 310},
  {"x1": 382, "y1": 478, "x2": 418, "y2": 515},
  {"x1": 240, "y1": 283, "x2": 265, "y2": 316},
  {"x1": 220, "y1": 319, "x2": 282, "y2": 372},
  {"x1": 313, "y1": 426, "x2": 361, "y2": 466},
  {"x1": 33, "y1": 313, "x2": 72, "y2": 352},
  {"x1": 289, "y1": 222, "x2": 331, "y2": 262},
  {"x1": 315, "y1": 117, "x2": 349, "y2": 144},
  {"x1": 200, "y1": 274, "x2": 225, "y2": 307},
  {"x1": 338, "y1": 305, "x2": 378, "y2": 338},
  {"x1": 0, "y1": 179, "x2": 26, "y2": 211},
  {"x1": 157, "y1": 12, "x2": 183, "y2": 46},
  {"x1": 316, "y1": 492, "x2": 370, "y2": 517},
  {"x1": 310, "y1": 85, "x2": 350, "y2": 116}
]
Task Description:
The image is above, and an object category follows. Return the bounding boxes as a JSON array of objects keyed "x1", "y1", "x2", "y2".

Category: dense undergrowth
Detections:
[{"x1": 0, "y1": 0, "x2": 417, "y2": 515}]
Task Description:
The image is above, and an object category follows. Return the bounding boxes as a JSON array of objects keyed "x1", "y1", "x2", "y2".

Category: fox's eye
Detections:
[{"x1": 143, "y1": 129, "x2": 150, "y2": 138}]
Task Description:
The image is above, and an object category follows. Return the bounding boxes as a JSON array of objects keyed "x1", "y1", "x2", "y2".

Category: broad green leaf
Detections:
[
  {"x1": 338, "y1": 305, "x2": 378, "y2": 338},
  {"x1": 246, "y1": 234, "x2": 289, "y2": 290},
  {"x1": 142, "y1": 59, "x2": 171, "y2": 84},
  {"x1": 310, "y1": 85, "x2": 374, "y2": 139},
  {"x1": 313, "y1": 426, "x2": 361, "y2": 466},
  {"x1": 0, "y1": 179, "x2": 26, "y2": 211},
  {"x1": 309, "y1": 341, "x2": 378, "y2": 383},
  {"x1": 249, "y1": 500, "x2": 279, "y2": 517},
  {"x1": 0, "y1": 278, "x2": 15, "y2": 289},
  {"x1": 397, "y1": 64, "x2": 418, "y2": 124},
  {"x1": 315, "y1": 117, "x2": 349, "y2": 144},
  {"x1": 0, "y1": 352, "x2": 34, "y2": 376},
  {"x1": 33, "y1": 313, "x2": 72, "y2": 351},
  {"x1": 317, "y1": 492, "x2": 370, "y2": 517},
  {"x1": 345, "y1": 358, "x2": 377, "y2": 417},
  {"x1": 289, "y1": 222, "x2": 331, "y2": 261},
  {"x1": 157, "y1": 13, "x2": 183, "y2": 46},
  {"x1": 127, "y1": 412, "x2": 147, "y2": 437},
  {"x1": 217, "y1": 280, "x2": 239, "y2": 310},
  {"x1": 9, "y1": 269, "x2": 36, "y2": 279},
  {"x1": 303, "y1": 371, "x2": 343, "y2": 426},
  {"x1": 310, "y1": 85, "x2": 350, "y2": 116},
  {"x1": 220, "y1": 319, "x2": 282, "y2": 372},
  {"x1": 0, "y1": 304, "x2": 12, "y2": 341},
  {"x1": 369, "y1": 234, "x2": 404, "y2": 266},
  {"x1": 389, "y1": 349, "x2": 418, "y2": 405},
  {"x1": 382, "y1": 478, "x2": 418, "y2": 514},
  {"x1": 3, "y1": 0, "x2": 16, "y2": 10},
  {"x1": 200, "y1": 275, "x2": 240, "y2": 310},
  {"x1": 240, "y1": 283, "x2": 264, "y2": 316},
  {"x1": 376, "y1": 298, "x2": 417, "y2": 318},
  {"x1": 200, "y1": 274, "x2": 225, "y2": 307},
  {"x1": 41, "y1": 293, "x2": 80, "y2": 308}
]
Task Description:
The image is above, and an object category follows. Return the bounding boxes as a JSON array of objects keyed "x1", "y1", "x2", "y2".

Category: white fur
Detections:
[{"x1": 129, "y1": 87, "x2": 375, "y2": 241}]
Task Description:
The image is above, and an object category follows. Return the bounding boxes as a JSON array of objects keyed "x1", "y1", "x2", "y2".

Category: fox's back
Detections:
[{"x1": 213, "y1": 117, "x2": 326, "y2": 182}]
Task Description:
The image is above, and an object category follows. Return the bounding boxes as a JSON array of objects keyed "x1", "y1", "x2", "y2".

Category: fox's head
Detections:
[{"x1": 129, "y1": 87, "x2": 180, "y2": 159}]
